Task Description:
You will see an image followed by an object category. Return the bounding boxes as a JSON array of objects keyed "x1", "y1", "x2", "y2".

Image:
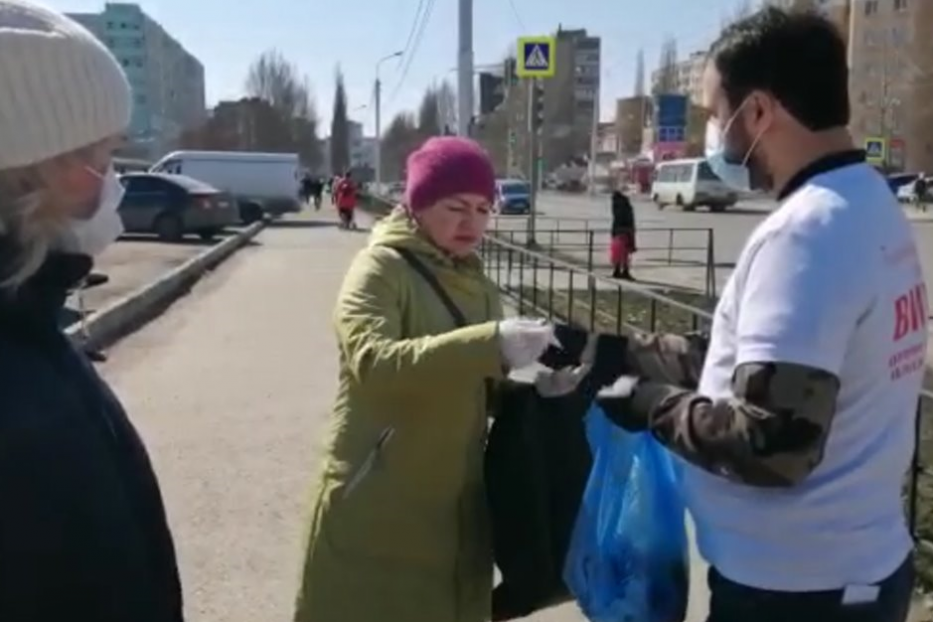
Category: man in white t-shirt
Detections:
[{"x1": 598, "y1": 7, "x2": 925, "y2": 622}]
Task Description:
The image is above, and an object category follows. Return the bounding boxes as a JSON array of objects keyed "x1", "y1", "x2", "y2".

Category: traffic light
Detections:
[
  {"x1": 531, "y1": 80, "x2": 545, "y2": 131},
  {"x1": 508, "y1": 130, "x2": 516, "y2": 146}
]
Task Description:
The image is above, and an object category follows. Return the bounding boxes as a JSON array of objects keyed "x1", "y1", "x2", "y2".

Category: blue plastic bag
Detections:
[{"x1": 563, "y1": 404, "x2": 689, "y2": 622}]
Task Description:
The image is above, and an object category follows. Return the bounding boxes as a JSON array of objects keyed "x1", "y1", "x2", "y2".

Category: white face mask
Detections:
[{"x1": 68, "y1": 165, "x2": 126, "y2": 256}]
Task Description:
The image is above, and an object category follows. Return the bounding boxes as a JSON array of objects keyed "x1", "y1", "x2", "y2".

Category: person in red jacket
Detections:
[{"x1": 335, "y1": 171, "x2": 358, "y2": 229}]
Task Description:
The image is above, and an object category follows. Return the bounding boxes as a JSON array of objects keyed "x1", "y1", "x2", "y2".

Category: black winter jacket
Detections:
[{"x1": 0, "y1": 249, "x2": 184, "y2": 622}]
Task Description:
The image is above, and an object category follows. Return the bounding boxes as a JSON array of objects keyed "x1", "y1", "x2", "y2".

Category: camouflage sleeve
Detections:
[
  {"x1": 626, "y1": 331, "x2": 709, "y2": 389},
  {"x1": 630, "y1": 361, "x2": 841, "y2": 488}
]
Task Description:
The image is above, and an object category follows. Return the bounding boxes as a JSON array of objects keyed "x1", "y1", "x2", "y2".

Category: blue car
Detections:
[{"x1": 495, "y1": 179, "x2": 532, "y2": 214}]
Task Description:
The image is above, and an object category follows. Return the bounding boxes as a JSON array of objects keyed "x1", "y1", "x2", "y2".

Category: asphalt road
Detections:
[{"x1": 498, "y1": 191, "x2": 933, "y2": 301}]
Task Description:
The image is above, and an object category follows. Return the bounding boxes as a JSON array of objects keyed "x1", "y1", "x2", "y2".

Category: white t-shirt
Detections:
[{"x1": 689, "y1": 160, "x2": 927, "y2": 591}]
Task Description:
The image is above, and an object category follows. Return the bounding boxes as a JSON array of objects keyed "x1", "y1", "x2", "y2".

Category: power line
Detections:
[
  {"x1": 506, "y1": 0, "x2": 526, "y2": 32},
  {"x1": 388, "y1": 0, "x2": 437, "y2": 104},
  {"x1": 398, "y1": 0, "x2": 427, "y2": 67}
]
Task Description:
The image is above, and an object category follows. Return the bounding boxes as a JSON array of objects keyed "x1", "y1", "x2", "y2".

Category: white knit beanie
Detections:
[{"x1": 0, "y1": 0, "x2": 132, "y2": 170}]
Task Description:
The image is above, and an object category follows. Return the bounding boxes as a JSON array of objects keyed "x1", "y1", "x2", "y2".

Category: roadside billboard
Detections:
[
  {"x1": 654, "y1": 94, "x2": 688, "y2": 163},
  {"x1": 654, "y1": 94, "x2": 688, "y2": 127}
]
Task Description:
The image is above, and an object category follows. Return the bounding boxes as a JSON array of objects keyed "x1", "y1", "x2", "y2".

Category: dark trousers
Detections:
[{"x1": 707, "y1": 554, "x2": 915, "y2": 622}]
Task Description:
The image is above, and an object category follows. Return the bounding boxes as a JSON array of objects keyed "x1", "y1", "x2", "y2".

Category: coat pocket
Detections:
[{"x1": 343, "y1": 426, "x2": 395, "y2": 500}]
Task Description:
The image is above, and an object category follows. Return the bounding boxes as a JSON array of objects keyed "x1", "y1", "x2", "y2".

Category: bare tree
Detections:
[
  {"x1": 652, "y1": 36, "x2": 680, "y2": 95},
  {"x1": 330, "y1": 67, "x2": 350, "y2": 175},
  {"x1": 381, "y1": 112, "x2": 420, "y2": 181},
  {"x1": 418, "y1": 87, "x2": 441, "y2": 138},
  {"x1": 634, "y1": 48, "x2": 646, "y2": 97},
  {"x1": 435, "y1": 80, "x2": 457, "y2": 135},
  {"x1": 244, "y1": 50, "x2": 322, "y2": 168}
]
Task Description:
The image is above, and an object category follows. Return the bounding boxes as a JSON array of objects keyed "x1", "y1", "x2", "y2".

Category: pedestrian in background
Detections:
[
  {"x1": 598, "y1": 8, "x2": 923, "y2": 622},
  {"x1": 294, "y1": 136, "x2": 555, "y2": 622},
  {"x1": 334, "y1": 170, "x2": 358, "y2": 229},
  {"x1": 913, "y1": 173, "x2": 927, "y2": 212},
  {"x1": 310, "y1": 176, "x2": 324, "y2": 210},
  {"x1": 0, "y1": 2, "x2": 183, "y2": 621},
  {"x1": 299, "y1": 171, "x2": 314, "y2": 206},
  {"x1": 609, "y1": 187, "x2": 636, "y2": 280}
]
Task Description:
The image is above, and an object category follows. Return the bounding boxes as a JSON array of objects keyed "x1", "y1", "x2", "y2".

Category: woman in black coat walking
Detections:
[
  {"x1": 610, "y1": 189, "x2": 637, "y2": 280},
  {"x1": 0, "y1": 3, "x2": 183, "y2": 620}
]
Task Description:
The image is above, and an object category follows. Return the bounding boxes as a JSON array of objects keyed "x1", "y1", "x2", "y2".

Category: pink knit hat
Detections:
[{"x1": 404, "y1": 136, "x2": 496, "y2": 212}]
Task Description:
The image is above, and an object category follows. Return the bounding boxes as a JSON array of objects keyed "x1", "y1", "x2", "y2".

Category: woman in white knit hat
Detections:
[{"x1": 0, "y1": 2, "x2": 183, "y2": 621}]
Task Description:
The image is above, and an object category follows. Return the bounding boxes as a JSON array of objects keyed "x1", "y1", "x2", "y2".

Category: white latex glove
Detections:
[
  {"x1": 597, "y1": 375, "x2": 640, "y2": 399},
  {"x1": 534, "y1": 365, "x2": 591, "y2": 397},
  {"x1": 498, "y1": 317, "x2": 559, "y2": 370}
]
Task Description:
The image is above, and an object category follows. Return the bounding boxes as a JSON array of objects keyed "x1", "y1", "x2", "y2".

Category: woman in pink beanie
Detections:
[{"x1": 295, "y1": 136, "x2": 556, "y2": 622}]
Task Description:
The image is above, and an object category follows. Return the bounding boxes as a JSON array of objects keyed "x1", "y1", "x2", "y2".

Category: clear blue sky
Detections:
[{"x1": 48, "y1": 0, "x2": 750, "y2": 136}]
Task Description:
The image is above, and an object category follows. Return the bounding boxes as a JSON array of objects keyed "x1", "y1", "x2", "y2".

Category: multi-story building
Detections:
[
  {"x1": 540, "y1": 28, "x2": 601, "y2": 171},
  {"x1": 651, "y1": 51, "x2": 707, "y2": 105},
  {"x1": 771, "y1": 0, "x2": 931, "y2": 171},
  {"x1": 347, "y1": 121, "x2": 364, "y2": 167},
  {"x1": 845, "y1": 0, "x2": 933, "y2": 172},
  {"x1": 615, "y1": 96, "x2": 651, "y2": 157},
  {"x1": 68, "y1": 3, "x2": 206, "y2": 159}
]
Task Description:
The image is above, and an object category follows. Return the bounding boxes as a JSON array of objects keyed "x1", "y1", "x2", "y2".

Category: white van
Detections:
[
  {"x1": 651, "y1": 158, "x2": 738, "y2": 212},
  {"x1": 150, "y1": 151, "x2": 302, "y2": 223}
]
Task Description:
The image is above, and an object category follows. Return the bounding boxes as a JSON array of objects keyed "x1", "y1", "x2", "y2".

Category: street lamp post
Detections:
[
  {"x1": 457, "y1": 0, "x2": 474, "y2": 136},
  {"x1": 375, "y1": 51, "x2": 404, "y2": 191}
]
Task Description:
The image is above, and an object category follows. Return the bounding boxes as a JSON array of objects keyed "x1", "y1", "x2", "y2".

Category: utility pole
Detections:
[
  {"x1": 374, "y1": 51, "x2": 403, "y2": 190},
  {"x1": 587, "y1": 93, "x2": 599, "y2": 195},
  {"x1": 374, "y1": 78, "x2": 382, "y2": 187},
  {"x1": 526, "y1": 78, "x2": 542, "y2": 246},
  {"x1": 457, "y1": 0, "x2": 474, "y2": 136}
]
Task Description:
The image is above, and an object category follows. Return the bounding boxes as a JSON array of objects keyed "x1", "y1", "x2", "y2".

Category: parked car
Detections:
[
  {"x1": 897, "y1": 183, "x2": 917, "y2": 203},
  {"x1": 495, "y1": 179, "x2": 532, "y2": 214},
  {"x1": 651, "y1": 158, "x2": 738, "y2": 212},
  {"x1": 118, "y1": 173, "x2": 239, "y2": 242},
  {"x1": 887, "y1": 172, "x2": 918, "y2": 199},
  {"x1": 149, "y1": 150, "x2": 302, "y2": 224}
]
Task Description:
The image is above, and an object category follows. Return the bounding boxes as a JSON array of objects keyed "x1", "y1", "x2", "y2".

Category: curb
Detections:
[{"x1": 66, "y1": 220, "x2": 266, "y2": 350}]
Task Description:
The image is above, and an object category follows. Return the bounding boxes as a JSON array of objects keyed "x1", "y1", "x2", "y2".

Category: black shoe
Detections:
[
  {"x1": 612, "y1": 268, "x2": 623, "y2": 279},
  {"x1": 621, "y1": 270, "x2": 635, "y2": 281}
]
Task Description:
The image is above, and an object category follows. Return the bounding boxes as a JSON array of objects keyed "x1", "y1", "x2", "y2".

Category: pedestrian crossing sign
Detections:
[
  {"x1": 517, "y1": 36, "x2": 556, "y2": 78},
  {"x1": 864, "y1": 137, "x2": 887, "y2": 164}
]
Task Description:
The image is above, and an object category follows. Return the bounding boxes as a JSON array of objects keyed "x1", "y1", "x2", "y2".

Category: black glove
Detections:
[{"x1": 594, "y1": 376, "x2": 648, "y2": 432}]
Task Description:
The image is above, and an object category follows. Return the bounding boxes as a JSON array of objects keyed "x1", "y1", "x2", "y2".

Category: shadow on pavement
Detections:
[
  {"x1": 119, "y1": 233, "x2": 233, "y2": 247},
  {"x1": 266, "y1": 219, "x2": 336, "y2": 229},
  {"x1": 721, "y1": 206, "x2": 773, "y2": 215}
]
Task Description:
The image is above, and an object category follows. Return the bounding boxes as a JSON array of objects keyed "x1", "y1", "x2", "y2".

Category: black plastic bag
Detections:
[{"x1": 486, "y1": 326, "x2": 631, "y2": 621}]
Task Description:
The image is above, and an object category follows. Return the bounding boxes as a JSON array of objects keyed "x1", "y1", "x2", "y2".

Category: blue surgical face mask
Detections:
[
  {"x1": 704, "y1": 98, "x2": 766, "y2": 192},
  {"x1": 705, "y1": 119, "x2": 750, "y2": 191}
]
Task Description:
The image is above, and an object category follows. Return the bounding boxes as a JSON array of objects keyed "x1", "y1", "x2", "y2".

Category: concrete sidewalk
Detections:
[
  {"x1": 98, "y1": 215, "x2": 367, "y2": 622},
  {"x1": 98, "y1": 211, "x2": 711, "y2": 621}
]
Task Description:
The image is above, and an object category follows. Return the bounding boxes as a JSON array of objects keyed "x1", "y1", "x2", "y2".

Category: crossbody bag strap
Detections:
[{"x1": 390, "y1": 246, "x2": 468, "y2": 328}]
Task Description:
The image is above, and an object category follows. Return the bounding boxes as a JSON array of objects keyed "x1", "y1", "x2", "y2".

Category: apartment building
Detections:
[
  {"x1": 615, "y1": 96, "x2": 651, "y2": 157},
  {"x1": 541, "y1": 27, "x2": 601, "y2": 170},
  {"x1": 650, "y1": 51, "x2": 707, "y2": 105},
  {"x1": 845, "y1": 0, "x2": 933, "y2": 172},
  {"x1": 773, "y1": 0, "x2": 931, "y2": 171},
  {"x1": 69, "y1": 3, "x2": 206, "y2": 159}
]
